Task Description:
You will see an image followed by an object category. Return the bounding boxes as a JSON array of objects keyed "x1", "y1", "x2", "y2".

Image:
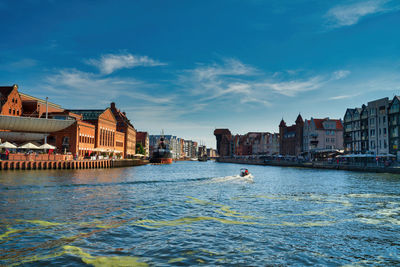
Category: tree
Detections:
[{"x1": 136, "y1": 143, "x2": 145, "y2": 155}]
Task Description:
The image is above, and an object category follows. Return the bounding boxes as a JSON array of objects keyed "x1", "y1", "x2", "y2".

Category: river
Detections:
[{"x1": 1, "y1": 161, "x2": 400, "y2": 266}]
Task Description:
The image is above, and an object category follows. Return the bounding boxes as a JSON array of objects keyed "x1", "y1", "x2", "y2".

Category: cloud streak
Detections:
[
  {"x1": 86, "y1": 53, "x2": 166, "y2": 74},
  {"x1": 325, "y1": 0, "x2": 394, "y2": 28}
]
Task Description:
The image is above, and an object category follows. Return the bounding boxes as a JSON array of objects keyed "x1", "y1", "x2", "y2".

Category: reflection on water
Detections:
[{"x1": 1, "y1": 161, "x2": 400, "y2": 266}]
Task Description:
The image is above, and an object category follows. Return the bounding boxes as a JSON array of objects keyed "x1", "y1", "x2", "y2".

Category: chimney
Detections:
[{"x1": 110, "y1": 102, "x2": 116, "y2": 109}]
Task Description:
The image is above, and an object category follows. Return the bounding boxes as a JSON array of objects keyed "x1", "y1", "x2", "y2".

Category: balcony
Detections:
[{"x1": 310, "y1": 140, "x2": 319, "y2": 145}]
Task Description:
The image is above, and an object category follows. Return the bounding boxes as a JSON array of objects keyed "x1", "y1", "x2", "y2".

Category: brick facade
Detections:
[
  {"x1": 110, "y1": 102, "x2": 136, "y2": 158},
  {"x1": 0, "y1": 84, "x2": 23, "y2": 116},
  {"x1": 279, "y1": 114, "x2": 304, "y2": 156}
]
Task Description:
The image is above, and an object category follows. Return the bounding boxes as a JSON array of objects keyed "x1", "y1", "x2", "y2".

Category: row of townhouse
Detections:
[
  {"x1": 279, "y1": 114, "x2": 344, "y2": 157},
  {"x1": 344, "y1": 96, "x2": 400, "y2": 157},
  {"x1": 214, "y1": 115, "x2": 344, "y2": 158},
  {"x1": 214, "y1": 129, "x2": 280, "y2": 157}
]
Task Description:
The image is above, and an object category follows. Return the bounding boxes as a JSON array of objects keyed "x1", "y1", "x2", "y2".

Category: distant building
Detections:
[
  {"x1": 279, "y1": 114, "x2": 304, "y2": 156},
  {"x1": 303, "y1": 117, "x2": 344, "y2": 155},
  {"x1": 136, "y1": 131, "x2": 149, "y2": 157},
  {"x1": 149, "y1": 135, "x2": 182, "y2": 159}
]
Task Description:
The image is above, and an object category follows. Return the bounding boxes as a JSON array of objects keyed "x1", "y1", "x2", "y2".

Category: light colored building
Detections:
[
  {"x1": 367, "y1": 98, "x2": 389, "y2": 155},
  {"x1": 303, "y1": 117, "x2": 344, "y2": 155}
]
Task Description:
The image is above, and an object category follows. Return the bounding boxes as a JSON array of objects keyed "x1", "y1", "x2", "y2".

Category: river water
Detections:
[{"x1": 1, "y1": 161, "x2": 400, "y2": 266}]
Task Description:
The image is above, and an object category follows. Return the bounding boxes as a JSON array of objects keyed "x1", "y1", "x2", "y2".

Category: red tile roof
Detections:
[{"x1": 312, "y1": 118, "x2": 343, "y2": 130}]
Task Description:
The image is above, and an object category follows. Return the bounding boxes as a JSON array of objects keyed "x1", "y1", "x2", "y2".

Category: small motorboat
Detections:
[{"x1": 240, "y1": 168, "x2": 251, "y2": 177}]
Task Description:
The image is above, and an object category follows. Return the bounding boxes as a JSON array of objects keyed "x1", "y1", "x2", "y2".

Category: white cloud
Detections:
[
  {"x1": 44, "y1": 69, "x2": 170, "y2": 107},
  {"x1": 179, "y1": 58, "x2": 349, "y2": 107},
  {"x1": 86, "y1": 53, "x2": 166, "y2": 74},
  {"x1": 258, "y1": 76, "x2": 325, "y2": 97},
  {"x1": 333, "y1": 70, "x2": 351, "y2": 80},
  {"x1": 329, "y1": 93, "x2": 359, "y2": 100},
  {"x1": 326, "y1": 0, "x2": 392, "y2": 28}
]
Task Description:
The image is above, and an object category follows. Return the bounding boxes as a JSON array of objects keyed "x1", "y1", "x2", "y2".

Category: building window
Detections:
[
  {"x1": 331, "y1": 138, "x2": 335, "y2": 143},
  {"x1": 16, "y1": 110, "x2": 19, "y2": 115},
  {"x1": 13, "y1": 109, "x2": 15, "y2": 115},
  {"x1": 9, "y1": 108, "x2": 11, "y2": 114}
]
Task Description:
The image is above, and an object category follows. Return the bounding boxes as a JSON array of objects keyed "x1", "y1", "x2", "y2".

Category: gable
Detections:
[{"x1": 99, "y1": 108, "x2": 117, "y2": 123}]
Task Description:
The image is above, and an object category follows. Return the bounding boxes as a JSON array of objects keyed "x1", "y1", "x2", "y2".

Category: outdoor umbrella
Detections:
[
  {"x1": 38, "y1": 143, "x2": 56, "y2": 150},
  {"x1": 19, "y1": 142, "x2": 40, "y2": 149},
  {"x1": 0, "y1": 141, "x2": 17, "y2": 149}
]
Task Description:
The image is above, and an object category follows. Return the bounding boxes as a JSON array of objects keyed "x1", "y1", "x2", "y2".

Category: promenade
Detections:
[
  {"x1": 217, "y1": 157, "x2": 400, "y2": 175},
  {"x1": 0, "y1": 158, "x2": 148, "y2": 171}
]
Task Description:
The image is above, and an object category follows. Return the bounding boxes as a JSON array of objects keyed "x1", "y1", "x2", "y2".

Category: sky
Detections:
[{"x1": 1, "y1": 0, "x2": 400, "y2": 148}]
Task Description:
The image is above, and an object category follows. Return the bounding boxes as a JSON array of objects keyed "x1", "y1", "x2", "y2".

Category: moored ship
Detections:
[{"x1": 150, "y1": 137, "x2": 173, "y2": 164}]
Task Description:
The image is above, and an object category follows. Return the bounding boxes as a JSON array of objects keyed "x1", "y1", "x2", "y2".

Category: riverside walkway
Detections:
[
  {"x1": 0, "y1": 158, "x2": 148, "y2": 171},
  {"x1": 217, "y1": 157, "x2": 400, "y2": 174}
]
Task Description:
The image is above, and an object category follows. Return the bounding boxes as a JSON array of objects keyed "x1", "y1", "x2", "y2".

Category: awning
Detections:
[
  {"x1": 19, "y1": 142, "x2": 40, "y2": 149},
  {"x1": 0, "y1": 141, "x2": 18, "y2": 149},
  {"x1": 0, "y1": 115, "x2": 75, "y2": 133},
  {"x1": 39, "y1": 143, "x2": 56, "y2": 150}
]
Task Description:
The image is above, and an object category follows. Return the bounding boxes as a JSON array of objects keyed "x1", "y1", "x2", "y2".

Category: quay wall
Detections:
[
  {"x1": 0, "y1": 159, "x2": 148, "y2": 171},
  {"x1": 217, "y1": 157, "x2": 400, "y2": 175}
]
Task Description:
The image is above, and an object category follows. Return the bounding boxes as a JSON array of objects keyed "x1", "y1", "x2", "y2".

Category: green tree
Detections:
[{"x1": 136, "y1": 143, "x2": 145, "y2": 155}]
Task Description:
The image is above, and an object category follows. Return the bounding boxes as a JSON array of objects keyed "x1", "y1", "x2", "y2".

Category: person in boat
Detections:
[{"x1": 240, "y1": 168, "x2": 249, "y2": 176}]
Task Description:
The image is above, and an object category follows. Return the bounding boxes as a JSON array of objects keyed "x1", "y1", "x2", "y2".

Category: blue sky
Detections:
[{"x1": 1, "y1": 0, "x2": 400, "y2": 148}]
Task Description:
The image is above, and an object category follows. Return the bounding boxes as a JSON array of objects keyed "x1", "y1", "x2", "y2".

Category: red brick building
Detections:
[
  {"x1": 20, "y1": 92, "x2": 64, "y2": 117},
  {"x1": 110, "y1": 102, "x2": 136, "y2": 158},
  {"x1": 69, "y1": 108, "x2": 124, "y2": 157},
  {"x1": 279, "y1": 114, "x2": 304, "y2": 156},
  {"x1": 48, "y1": 111, "x2": 96, "y2": 157},
  {"x1": 0, "y1": 84, "x2": 23, "y2": 116}
]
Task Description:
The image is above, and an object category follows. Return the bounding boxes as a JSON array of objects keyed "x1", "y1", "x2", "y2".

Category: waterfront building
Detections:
[
  {"x1": 344, "y1": 97, "x2": 391, "y2": 155},
  {"x1": 214, "y1": 129, "x2": 232, "y2": 157},
  {"x1": 251, "y1": 132, "x2": 280, "y2": 155},
  {"x1": 207, "y1": 148, "x2": 218, "y2": 158},
  {"x1": 0, "y1": 85, "x2": 75, "y2": 145},
  {"x1": 182, "y1": 139, "x2": 198, "y2": 158},
  {"x1": 20, "y1": 92, "x2": 64, "y2": 117},
  {"x1": 303, "y1": 117, "x2": 344, "y2": 156},
  {"x1": 179, "y1": 138, "x2": 185, "y2": 159},
  {"x1": 110, "y1": 102, "x2": 136, "y2": 158},
  {"x1": 0, "y1": 85, "x2": 22, "y2": 116},
  {"x1": 388, "y1": 96, "x2": 400, "y2": 158},
  {"x1": 343, "y1": 108, "x2": 362, "y2": 153},
  {"x1": 136, "y1": 131, "x2": 149, "y2": 157},
  {"x1": 367, "y1": 98, "x2": 390, "y2": 155},
  {"x1": 279, "y1": 114, "x2": 304, "y2": 156},
  {"x1": 360, "y1": 105, "x2": 369, "y2": 153},
  {"x1": 48, "y1": 111, "x2": 96, "y2": 156},
  {"x1": 69, "y1": 108, "x2": 124, "y2": 157}
]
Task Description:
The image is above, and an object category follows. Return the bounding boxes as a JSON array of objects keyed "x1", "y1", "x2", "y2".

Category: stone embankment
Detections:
[
  {"x1": 0, "y1": 159, "x2": 148, "y2": 171},
  {"x1": 217, "y1": 157, "x2": 400, "y2": 174}
]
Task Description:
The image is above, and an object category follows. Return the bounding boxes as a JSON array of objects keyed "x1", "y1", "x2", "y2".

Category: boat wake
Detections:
[{"x1": 205, "y1": 174, "x2": 254, "y2": 184}]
